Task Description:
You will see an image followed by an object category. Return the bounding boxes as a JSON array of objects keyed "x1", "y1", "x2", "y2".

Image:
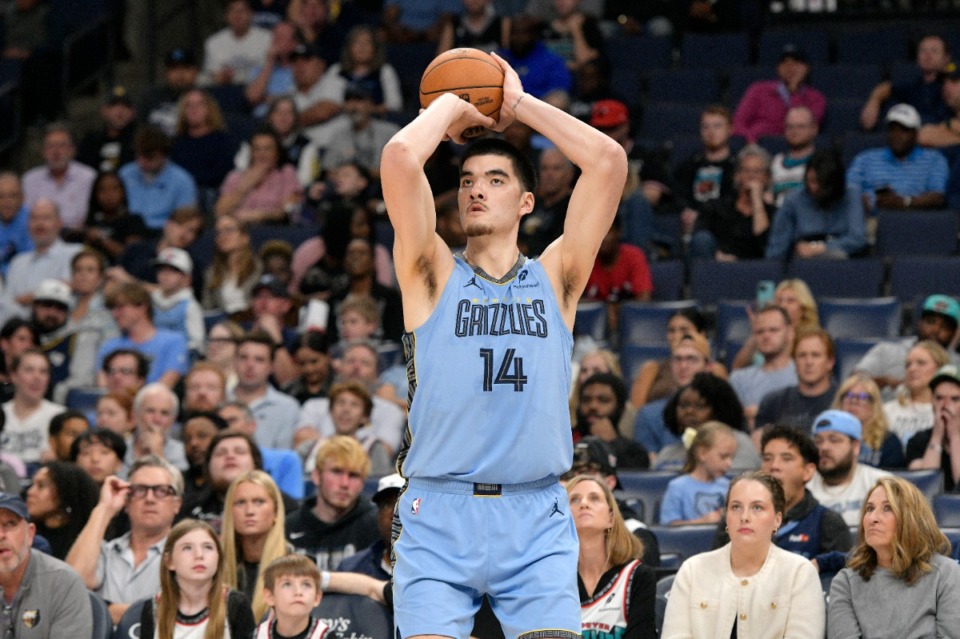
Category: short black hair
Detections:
[
  {"x1": 663, "y1": 372, "x2": 746, "y2": 435},
  {"x1": 70, "y1": 429, "x2": 127, "y2": 462},
  {"x1": 49, "y1": 410, "x2": 89, "y2": 438},
  {"x1": 460, "y1": 138, "x2": 538, "y2": 194},
  {"x1": 760, "y1": 424, "x2": 819, "y2": 466},
  {"x1": 102, "y1": 348, "x2": 150, "y2": 378},
  {"x1": 183, "y1": 411, "x2": 229, "y2": 432}
]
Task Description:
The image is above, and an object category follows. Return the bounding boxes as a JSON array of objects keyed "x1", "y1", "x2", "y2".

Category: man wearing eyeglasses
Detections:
[
  {"x1": 65, "y1": 454, "x2": 183, "y2": 624},
  {"x1": 0, "y1": 493, "x2": 92, "y2": 638}
]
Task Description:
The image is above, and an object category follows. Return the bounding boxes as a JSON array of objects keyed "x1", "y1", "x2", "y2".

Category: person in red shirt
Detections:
[{"x1": 584, "y1": 215, "x2": 653, "y2": 335}]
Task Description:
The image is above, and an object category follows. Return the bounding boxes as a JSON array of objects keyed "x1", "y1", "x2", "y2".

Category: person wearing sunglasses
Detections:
[{"x1": 65, "y1": 454, "x2": 183, "y2": 625}]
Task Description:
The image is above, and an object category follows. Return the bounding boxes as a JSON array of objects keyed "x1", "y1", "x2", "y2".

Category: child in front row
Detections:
[
  {"x1": 659, "y1": 421, "x2": 738, "y2": 525},
  {"x1": 257, "y1": 554, "x2": 329, "y2": 639}
]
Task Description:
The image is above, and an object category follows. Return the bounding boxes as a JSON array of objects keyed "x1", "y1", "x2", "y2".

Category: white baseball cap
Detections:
[
  {"x1": 152, "y1": 247, "x2": 193, "y2": 275},
  {"x1": 885, "y1": 103, "x2": 921, "y2": 130},
  {"x1": 33, "y1": 279, "x2": 72, "y2": 308}
]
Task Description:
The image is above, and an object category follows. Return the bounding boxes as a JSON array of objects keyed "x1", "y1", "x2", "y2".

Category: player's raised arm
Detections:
[
  {"x1": 380, "y1": 95, "x2": 495, "y2": 319},
  {"x1": 490, "y1": 53, "x2": 627, "y2": 321}
]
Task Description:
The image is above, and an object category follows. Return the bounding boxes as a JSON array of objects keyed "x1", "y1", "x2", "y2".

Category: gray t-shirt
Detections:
[
  {"x1": 0, "y1": 549, "x2": 93, "y2": 639},
  {"x1": 729, "y1": 361, "x2": 798, "y2": 408}
]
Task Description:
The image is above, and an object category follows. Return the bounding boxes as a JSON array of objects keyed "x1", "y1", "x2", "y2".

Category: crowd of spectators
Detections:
[{"x1": 0, "y1": 0, "x2": 960, "y2": 638}]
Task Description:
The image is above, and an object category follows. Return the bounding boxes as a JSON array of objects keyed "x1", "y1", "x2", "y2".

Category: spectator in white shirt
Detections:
[{"x1": 202, "y1": 0, "x2": 272, "y2": 86}]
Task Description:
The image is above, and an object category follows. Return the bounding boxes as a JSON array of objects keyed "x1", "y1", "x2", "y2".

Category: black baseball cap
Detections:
[
  {"x1": 779, "y1": 43, "x2": 808, "y2": 64},
  {"x1": 290, "y1": 43, "x2": 321, "y2": 60},
  {"x1": 252, "y1": 274, "x2": 290, "y2": 298},
  {"x1": 0, "y1": 494, "x2": 29, "y2": 521},
  {"x1": 571, "y1": 437, "x2": 621, "y2": 488},
  {"x1": 165, "y1": 48, "x2": 197, "y2": 67},
  {"x1": 106, "y1": 85, "x2": 133, "y2": 107}
]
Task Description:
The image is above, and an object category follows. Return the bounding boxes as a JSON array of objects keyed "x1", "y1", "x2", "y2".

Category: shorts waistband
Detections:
[{"x1": 406, "y1": 476, "x2": 558, "y2": 496}]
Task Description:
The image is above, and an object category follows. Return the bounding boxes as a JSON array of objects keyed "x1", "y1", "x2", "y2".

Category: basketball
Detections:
[{"x1": 420, "y1": 48, "x2": 505, "y2": 125}]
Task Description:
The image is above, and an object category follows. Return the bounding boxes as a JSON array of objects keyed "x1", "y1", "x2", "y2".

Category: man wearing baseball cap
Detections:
[
  {"x1": 31, "y1": 278, "x2": 100, "y2": 401},
  {"x1": 150, "y1": 247, "x2": 204, "y2": 353},
  {"x1": 855, "y1": 293, "x2": 960, "y2": 393},
  {"x1": 77, "y1": 85, "x2": 137, "y2": 172},
  {"x1": 847, "y1": 102, "x2": 948, "y2": 214},
  {"x1": 905, "y1": 364, "x2": 960, "y2": 492},
  {"x1": 806, "y1": 409, "x2": 892, "y2": 525},
  {"x1": 0, "y1": 493, "x2": 93, "y2": 637}
]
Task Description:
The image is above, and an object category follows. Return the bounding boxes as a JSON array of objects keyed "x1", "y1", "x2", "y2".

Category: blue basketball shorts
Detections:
[{"x1": 392, "y1": 476, "x2": 581, "y2": 639}]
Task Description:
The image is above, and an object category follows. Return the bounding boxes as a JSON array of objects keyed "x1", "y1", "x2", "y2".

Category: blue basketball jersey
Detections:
[{"x1": 399, "y1": 254, "x2": 574, "y2": 483}]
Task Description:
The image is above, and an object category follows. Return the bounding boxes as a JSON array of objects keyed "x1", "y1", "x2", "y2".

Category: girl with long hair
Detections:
[
  {"x1": 119, "y1": 519, "x2": 255, "y2": 639},
  {"x1": 221, "y1": 470, "x2": 290, "y2": 621},
  {"x1": 883, "y1": 340, "x2": 948, "y2": 447},
  {"x1": 833, "y1": 372, "x2": 905, "y2": 468},
  {"x1": 202, "y1": 215, "x2": 263, "y2": 315}
]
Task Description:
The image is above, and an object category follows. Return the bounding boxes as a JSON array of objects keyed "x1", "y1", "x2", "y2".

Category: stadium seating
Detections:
[
  {"x1": 681, "y1": 32, "x2": 751, "y2": 69},
  {"x1": 65, "y1": 387, "x2": 106, "y2": 413},
  {"x1": 757, "y1": 29, "x2": 830, "y2": 66},
  {"x1": 619, "y1": 300, "x2": 698, "y2": 347},
  {"x1": 618, "y1": 470, "x2": 678, "y2": 525},
  {"x1": 787, "y1": 259, "x2": 885, "y2": 298},
  {"x1": 620, "y1": 344, "x2": 672, "y2": 384},
  {"x1": 645, "y1": 68, "x2": 722, "y2": 104},
  {"x1": 874, "y1": 209, "x2": 959, "y2": 258},
  {"x1": 833, "y1": 25, "x2": 910, "y2": 65},
  {"x1": 890, "y1": 469, "x2": 943, "y2": 502},
  {"x1": 818, "y1": 297, "x2": 901, "y2": 339},
  {"x1": 812, "y1": 64, "x2": 883, "y2": 101},
  {"x1": 933, "y1": 494, "x2": 960, "y2": 527},
  {"x1": 889, "y1": 257, "x2": 960, "y2": 307},
  {"x1": 574, "y1": 302, "x2": 607, "y2": 343},
  {"x1": 833, "y1": 337, "x2": 881, "y2": 381},
  {"x1": 649, "y1": 261, "x2": 685, "y2": 302},
  {"x1": 649, "y1": 525, "x2": 716, "y2": 568},
  {"x1": 640, "y1": 103, "x2": 707, "y2": 142},
  {"x1": 714, "y1": 300, "x2": 752, "y2": 360},
  {"x1": 690, "y1": 260, "x2": 784, "y2": 306}
]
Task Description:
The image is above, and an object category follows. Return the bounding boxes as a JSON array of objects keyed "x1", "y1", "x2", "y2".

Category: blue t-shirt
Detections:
[
  {"x1": 659, "y1": 474, "x2": 729, "y2": 525},
  {"x1": 0, "y1": 206, "x2": 32, "y2": 276},
  {"x1": 95, "y1": 330, "x2": 189, "y2": 383},
  {"x1": 118, "y1": 161, "x2": 198, "y2": 229}
]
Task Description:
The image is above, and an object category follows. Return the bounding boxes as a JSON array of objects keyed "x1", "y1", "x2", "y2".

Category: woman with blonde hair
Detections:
[
  {"x1": 883, "y1": 340, "x2": 949, "y2": 447},
  {"x1": 567, "y1": 475, "x2": 656, "y2": 639},
  {"x1": 833, "y1": 373, "x2": 905, "y2": 468},
  {"x1": 171, "y1": 89, "x2": 238, "y2": 207},
  {"x1": 202, "y1": 215, "x2": 263, "y2": 315},
  {"x1": 731, "y1": 278, "x2": 820, "y2": 369},
  {"x1": 221, "y1": 470, "x2": 290, "y2": 621},
  {"x1": 118, "y1": 519, "x2": 255, "y2": 639},
  {"x1": 662, "y1": 471, "x2": 825, "y2": 639},
  {"x1": 828, "y1": 476, "x2": 960, "y2": 638}
]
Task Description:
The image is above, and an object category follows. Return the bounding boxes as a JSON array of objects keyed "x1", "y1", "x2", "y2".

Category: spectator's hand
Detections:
[
  {"x1": 794, "y1": 241, "x2": 826, "y2": 258},
  {"x1": 214, "y1": 68, "x2": 235, "y2": 85},
  {"x1": 588, "y1": 417, "x2": 618, "y2": 442},
  {"x1": 254, "y1": 313, "x2": 284, "y2": 342},
  {"x1": 14, "y1": 293, "x2": 33, "y2": 306},
  {"x1": 243, "y1": 162, "x2": 271, "y2": 189},
  {"x1": 874, "y1": 190, "x2": 903, "y2": 210},
  {"x1": 715, "y1": 250, "x2": 737, "y2": 262},
  {"x1": 100, "y1": 476, "x2": 131, "y2": 515},
  {"x1": 680, "y1": 207, "x2": 698, "y2": 233},
  {"x1": 105, "y1": 266, "x2": 134, "y2": 284},
  {"x1": 860, "y1": 103, "x2": 880, "y2": 131},
  {"x1": 702, "y1": 508, "x2": 722, "y2": 524},
  {"x1": 308, "y1": 182, "x2": 327, "y2": 201},
  {"x1": 558, "y1": 11, "x2": 585, "y2": 33},
  {"x1": 874, "y1": 374, "x2": 901, "y2": 389}
]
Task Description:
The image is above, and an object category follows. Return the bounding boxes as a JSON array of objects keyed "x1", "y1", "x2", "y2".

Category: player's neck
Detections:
[{"x1": 463, "y1": 239, "x2": 521, "y2": 280}]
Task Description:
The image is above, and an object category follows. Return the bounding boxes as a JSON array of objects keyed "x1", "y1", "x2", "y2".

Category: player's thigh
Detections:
[{"x1": 487, "y1": 483, "x2": 581, "y2": 639}]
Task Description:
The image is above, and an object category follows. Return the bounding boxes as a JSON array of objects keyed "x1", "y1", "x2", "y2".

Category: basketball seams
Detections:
[{"x1": 420, "y1": 87, "x2": 504, "y2": 96}]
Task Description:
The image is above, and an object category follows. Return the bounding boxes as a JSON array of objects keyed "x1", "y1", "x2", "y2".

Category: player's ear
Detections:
[{"x1": 518, "y1": 191, "x2": 534, "y2": 217}]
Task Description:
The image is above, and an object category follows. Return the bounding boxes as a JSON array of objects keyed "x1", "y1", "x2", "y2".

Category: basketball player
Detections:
[{"x1": 380, "y1": 53, "x2": 626, "y2": 639}]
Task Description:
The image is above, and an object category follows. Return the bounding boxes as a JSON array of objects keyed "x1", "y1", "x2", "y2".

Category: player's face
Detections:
[
  {"x1": 794, "y1": 335, "x2": 833, "y2": 386},
  {"x1": 231, "y1": 480, "x2": 277, "y2": 537},
  {"x1": 315, "y1": 462, "x2": 364, "y2": 511},
  {"x1": 458, "y1": 154, "x2": 532, "y2": 238}
]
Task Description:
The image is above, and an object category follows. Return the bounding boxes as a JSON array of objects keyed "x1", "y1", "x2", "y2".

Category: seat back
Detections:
[
  {"x1": 681, "y1": 32, "x2": 751, "y2": 69},
  {"x1": 818, "y1": 297, "x2": 901, "y2": 339},
  {"x1": 875, "y1": 209, "x2": 959, "y2": 257},
  {"x1": 650, "y1": 261, "x2": 685, "y2": 302},
  {"x1": 620, "y1": 344, "x2": 672, "y2": 384},
  {"x1": 575, "y1": 302, "x2": 607, "y2": 343},
  {"x1": 889, "y1": 257, "x2": 960, "y2": 308},
  {"x1": 833, "y1": 337, "x2": 881, "y2": 381},
  {"x1": 619, "y1": 300, "x2": 698, "y2": 347},
  {"x1": 933, "y1": 494, "x2": 960, "y2": 527},
  {"x1": 890, "y1": 469, "x2": 943, "y2": 502},
  {"x1": 690, "y1": 260, "x2": 784, "y2": 306},
  {"x1": 618, "y1": 470, "x2": 678, "y2": 525},
  {"x1": 89, "y1": 592, "x2": 112, "y2": 639},
  {"x1": 787, "y1": 258, "x2": 885, "y2": 298},
  {"x1": 650, "y1": 524, "x2": 716, "y2": 567}
]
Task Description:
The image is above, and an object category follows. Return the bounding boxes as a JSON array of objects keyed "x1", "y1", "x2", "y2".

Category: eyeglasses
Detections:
[
  {"x1": 207, "y1": 337, "x2": 235, "y2": 345},
  {"x1": 128, "y1": 484, "x2": 178, "y2": 499},
  {"x1": 671, "y1": 354, "x2": 706, "y2": 365},
  {"x1": 107, "y1": 366, "x2": 136, "y2": 376},
  {"x1": 842, "y1": 391, "x2": 873, "y2": 404}
]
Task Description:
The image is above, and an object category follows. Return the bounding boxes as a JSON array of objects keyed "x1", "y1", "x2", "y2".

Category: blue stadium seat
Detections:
[
  {"x1": 575, "y1": 302, "x2": 607, "y2": 343},
  {"x1": 875, "y1": 209, "x2": 959, "y2": 257},
  {"x1": 619, "y1": 300, "x2": 698, "y2": 347},
  {"x1": 839, "y1": 131, "x2": 887, "y2": 167},
  {"x1": 890, "y1": 469, "x2": 943, "y2": 502},
  {"x1": 834, "y1": 26, "x2": 910, "y2": 65},
  {"x1": 681, "y1": 32, "x2": 751, "y2": 69},
  {"x1": 812, "y1": 64, "x2": 883, "y2": 101},
  {"x1": 640, "y1": 102, "x2": 705, "y2": 142},
  {"x1": 386, "y1": 42, "x2": 439, "y2": 104},
  {"x1": 378, "y1": 343, "x2": 404, "y2": 371},
  {"x1": 725, "y1": 66, "x2": 770, "y2": 106},
  {"x1": 821, "y1": 99, "x2": 865, "y2": 135},
  {"x1": 66, "y1": 387, "x2": 106, "y2": 412},
  {"x1": 787, "y1": 258, "x2": 885, "y2": 298},
  {"x1": 757, "y1": 30, "x2": 830, "y2": 67},
  {"x1": 618, "y1": 470, "x2": 678, "y2": 526},
  {"x1": 656, "y1": 574, "x2": 675, "y2": 598},
  {"x1": 620, "y1": 344, "x2": 672, "y2": 384},
  {"x1": 250, "y1": 224, "x2": 320, "y2": 252},
  {"x1": 650, "y1": 525, "x2": 716, "y2": 567},
  {"x1": 933, "y1": 494, "x2": 960, "y2": 527},
  {"x1": 90, "y1": 592, "x2": 112, "y2": 639},
  {"x1": 650, "y1": 261, "x2": 685, "y2": 302},
  {"x1": 666, "y1": 134, "x2": 705, "y2": 170},
  {"x1": 609, "y1": 66, "x2": 643, "y2": 110},
  {"x1": 646, "y1": 68, "x2": 721, "y2": 104},
  {"x1": 689, "y1": 259, "x2": 784, "y2": 306},
  {"x1": 715, "y1": 300, "x2": 752, "y2": 360},
  {"x1": 833, "y1": 337, "x2": 881, "y2": 381},
  {"x1": 605, "y1": 35, "x2": 673, "y2": 72},
  {"x1": 889, "y1": 257, "x2": 960, "y2": 307},
  {"x1": 203, "y1": 310, "x2": 228, "y2": 333},
  {"x1": 818, "y1": 297, "x2": 901, "y2": 339}
]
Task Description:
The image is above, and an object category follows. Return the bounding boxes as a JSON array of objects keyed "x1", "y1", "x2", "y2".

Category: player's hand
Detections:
[
  {"x1": 488, "y1": 52, "x2": 524, "y2": 132},
  {"x1": 442, "y1": 94, "x2": 496, "y2": 144}
]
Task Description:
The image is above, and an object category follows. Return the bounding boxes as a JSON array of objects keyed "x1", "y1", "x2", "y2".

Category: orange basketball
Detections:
[{"x1": 420, "y1": 48, "x2": 505, "y2": 124}]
